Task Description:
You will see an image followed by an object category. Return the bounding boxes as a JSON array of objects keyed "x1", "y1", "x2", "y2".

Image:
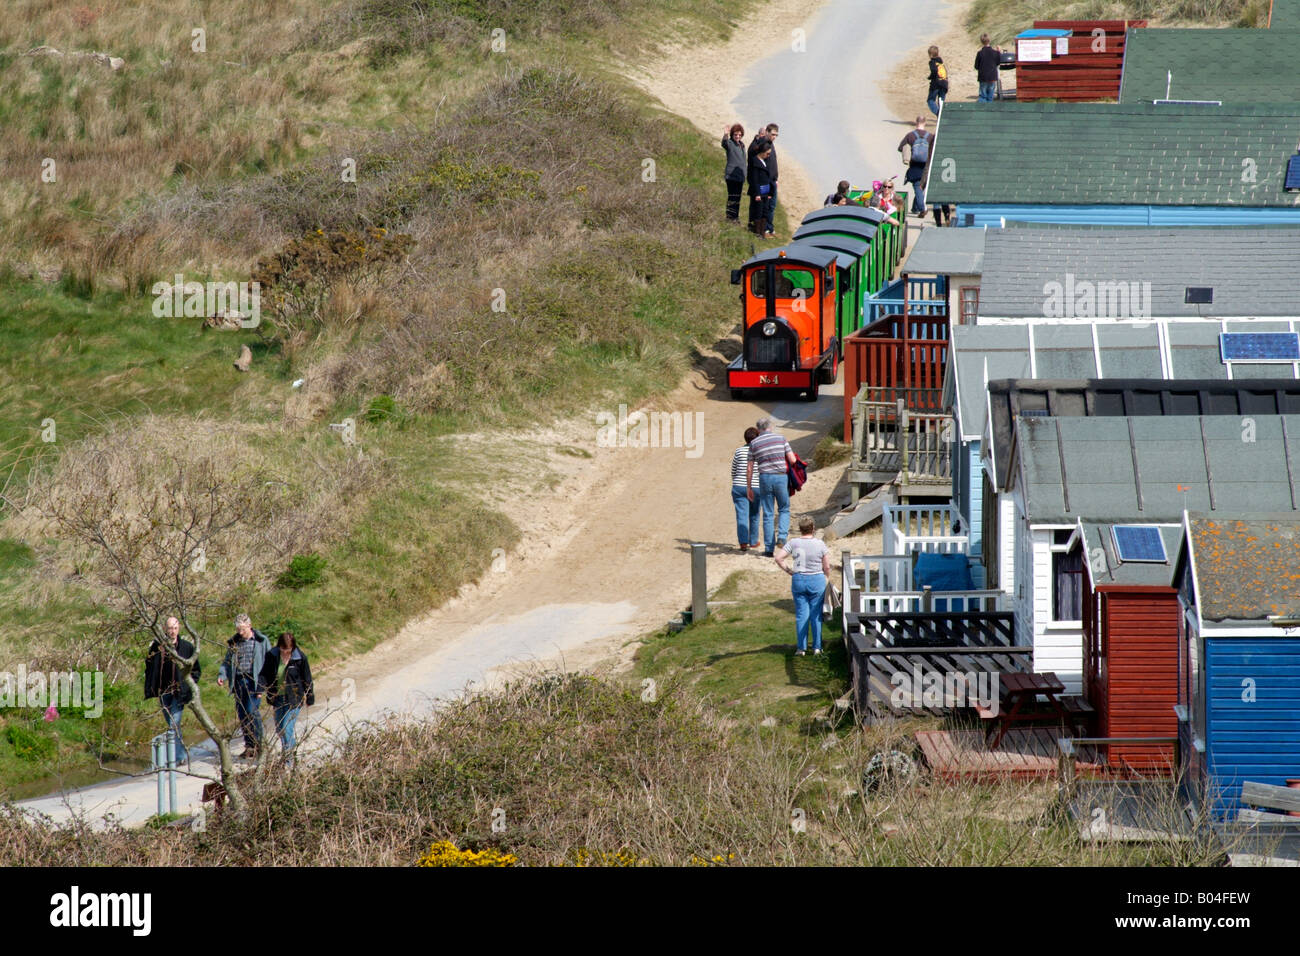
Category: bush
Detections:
[
  {"x1": 5, "y1": 724, "x2": 56, "y2": 762},
  {"x1": 363, "y1": 395, "x2": 400, "y2": 424},
  {"x1": 274, "y1": 553, "x2": 328, "y2": 590}
]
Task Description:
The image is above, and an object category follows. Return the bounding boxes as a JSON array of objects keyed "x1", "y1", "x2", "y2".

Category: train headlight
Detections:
[{"x1": 761, "y1": 321, "x2": 777, "y2": 337}]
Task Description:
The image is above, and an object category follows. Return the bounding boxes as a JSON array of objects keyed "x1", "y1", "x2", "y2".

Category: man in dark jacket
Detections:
[
  {"x1": 217, "y1": 613, "x2": 271, "y2": 759},
  {"x1": 747, "y1": 144, "x2": 775, "y2": 237},
  {"x1": 144, "y1": 616, "x2": 201, "y2": 764},
  {"x1": 974, "y1": 34, "x2": 1001, "y2": 102},
  {"x1": 750, "y1": 123, "x2": 780, "y2": 228}
]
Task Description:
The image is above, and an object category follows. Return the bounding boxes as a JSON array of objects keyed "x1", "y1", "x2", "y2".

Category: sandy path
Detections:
[{"x1": 19, "y1": 0, "x2": 967, "y2": 826}]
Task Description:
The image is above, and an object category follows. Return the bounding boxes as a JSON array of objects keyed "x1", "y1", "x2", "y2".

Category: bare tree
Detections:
[{"x1": 18, "y1": 436, "x2": 279, "y2": 815}]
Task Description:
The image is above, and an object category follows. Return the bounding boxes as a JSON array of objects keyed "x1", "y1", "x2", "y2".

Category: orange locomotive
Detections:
[{"x1": 727, "y1": 244, "x2": 842, "y2": 402}]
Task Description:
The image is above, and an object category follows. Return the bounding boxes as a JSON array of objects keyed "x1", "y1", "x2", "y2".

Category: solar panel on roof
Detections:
[
  {"x1": 1112, "y1": 525, "x2": 1168, "y2": 563},
  {"x1": 1220, "y1": 332, "x2": 1300, "y2": 363},
  {"x1": 1286, "y1": 155, "x2": 1300, "y2": 192}
]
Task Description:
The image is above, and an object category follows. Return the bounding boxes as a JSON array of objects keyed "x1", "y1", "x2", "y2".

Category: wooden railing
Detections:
[
  {"x1": 864, "y1": 276, "x2": 948, "y2": 326},
  {"x1": 882, "y1": 504, "x2": 966, "y2": 556},
  {"x1": 843, "y1": 312, "x2": 950, "y2": 444}
]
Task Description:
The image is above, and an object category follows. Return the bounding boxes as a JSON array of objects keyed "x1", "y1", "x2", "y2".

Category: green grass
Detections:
[
  {"x1": 634, "y1": 573, "x2": 850, "y2": 729},
  {"x1": 0, "y1": 0, "x2": 767, "y2": 797}
]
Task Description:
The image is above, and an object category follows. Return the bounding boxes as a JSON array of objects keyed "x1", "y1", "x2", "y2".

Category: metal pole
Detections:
[
  {"x1": 153, "y1": 735, "x2": 164, "y2": 817},
  {"x1": 691, "y1": 542, "x2": 708, "y2": 624},
  {"x1": 166, "y1": 729, "x2": 177, "y2": 814}
]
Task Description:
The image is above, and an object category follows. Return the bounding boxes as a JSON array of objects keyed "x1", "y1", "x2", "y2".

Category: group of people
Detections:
[
  {"x1": 722, "y1": 37, "x2": 1006, "y2": 229},
  {"x1": 722, "y1": 121, "x2": 781, "y2": 236},
  {"x1": 144, "y1": 612, "x2": 315, "y2": 767},
  {"x1": 729, "y1": 419, "x2": 829, "y2": 655},
  {"x1": 926, "y1": 35, "x2": 1005, "y2": 114}
]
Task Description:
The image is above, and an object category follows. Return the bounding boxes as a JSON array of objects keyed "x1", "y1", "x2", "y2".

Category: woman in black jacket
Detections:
[
  {"x1": 748, "y1": 144, "x2": 775, "y2": 238},
  {"x1": 721, "y1": 123, "x2": 746, "y2": 221},
  {"x1": 261, "y1": 631, "x2": 314, "y2": 762}
]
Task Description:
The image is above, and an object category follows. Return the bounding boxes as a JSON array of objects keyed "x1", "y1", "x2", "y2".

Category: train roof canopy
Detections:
[
  {"x1": 793, "y1": 234, "x2": 872, "y2": 262},
  {"x1": 801, "y1": 206, "x2": 888, "y2": 227},
  {"x1": 741, "y1": 243, "x2": 840, "y2": 271},
  {"x1": 793, "y1": 220, "x2": 878, "y2": 244}
]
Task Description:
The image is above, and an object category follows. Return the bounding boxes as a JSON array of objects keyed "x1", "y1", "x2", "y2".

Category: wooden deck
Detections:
[{"x1": 917, "y1": 728, "x2": 1104, "y2": 782}]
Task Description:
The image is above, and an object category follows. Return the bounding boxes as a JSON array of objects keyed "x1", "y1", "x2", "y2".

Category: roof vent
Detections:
[{"x1": 1184, "y1": 286, "x2": 1213, "y2": 304}]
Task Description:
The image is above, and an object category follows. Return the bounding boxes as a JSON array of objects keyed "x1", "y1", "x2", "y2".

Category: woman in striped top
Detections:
[{"x1": 730, "y1": 427, "x2": 763, "y2": 551}]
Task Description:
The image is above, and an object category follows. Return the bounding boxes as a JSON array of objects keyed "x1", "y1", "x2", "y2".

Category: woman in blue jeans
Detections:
[
  {"x1": 260, "y1": 631, "x2": 314, "y2": 764},
  {"x1": 774, "y1": 516, "x2": 832, "y2": 655},
  {"x1": 730, "y1": 427, "x2": 763, "y2": 550}
]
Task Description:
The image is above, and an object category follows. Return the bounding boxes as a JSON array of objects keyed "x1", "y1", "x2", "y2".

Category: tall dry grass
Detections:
[{"x1": 0, "y1": 673, "x2": 1243, "y2": 866}]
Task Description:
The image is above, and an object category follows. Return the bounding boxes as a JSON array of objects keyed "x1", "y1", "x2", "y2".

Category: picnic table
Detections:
[{"x1": 978, "y1": 671, "x2": 1092, "y2": 749}]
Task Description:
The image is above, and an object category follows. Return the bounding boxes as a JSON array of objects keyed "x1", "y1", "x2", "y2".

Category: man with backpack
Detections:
[
  {"x1": 898, "y1": 115, "x2": 933, "y2": 217},
  {"x1": 926, "y1": 45, "x2": 948, "y2": 116}
]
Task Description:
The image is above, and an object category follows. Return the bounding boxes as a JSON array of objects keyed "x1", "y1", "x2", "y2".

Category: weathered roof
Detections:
[
  {"x1": 1119, "y1": 28, "x2": 1300, "y2": 105},
  {"x1": 978, "y1": 226, "x2": 1300, "y2": 318},
  {"x1": 927, "y1": 102, "x2": 1300, "y2": 207},
  {"x1": 1272, "y1": 0, "x2": 1300, "y2": 29},
  {"x1": 1013, "y1": 414, "x2": 1300, "y2": 524},
  {"x1": 949, "y1": 321, "x2": 1300, "y2": 441},
  {"x1": 741, "y1": 242, "x2": 839, "y2": 270},
  {"x1": 988, "y1": 378, "x2": 1300, "y2": 490},
  {"x1": 1187, "y1": 516, "x2": 1300, "y2": 622},
  {"x1": 1082, "y1": 521, "x2": 1183, "y2": 588},
  {"x1": 902, "y1": 226, "x2": 987, "y2": 276}
]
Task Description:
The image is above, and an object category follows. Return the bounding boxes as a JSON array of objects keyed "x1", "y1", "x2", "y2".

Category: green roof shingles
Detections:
[
  {"x1": 928, "y1": 102, "x2": 1300, "y2": 207},
  {"x1": 1119, "y1": 28, "x2": 1300, "y2": 105}
]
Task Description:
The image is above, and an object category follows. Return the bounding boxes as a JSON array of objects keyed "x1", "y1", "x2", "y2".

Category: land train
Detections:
[{"x1": 727, "y1": 196, "x2": 908, "y2": 401}]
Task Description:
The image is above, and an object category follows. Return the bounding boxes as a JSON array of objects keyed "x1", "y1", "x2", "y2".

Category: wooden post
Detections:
[
  {"x1": 691, "y1": 543, "x2": 708, "y2": 624},
  {"x1": 899, "y1": 399, "x2": 909, "y2": 477},
  {"x1": 1057, "y1": 737, "x2": 1077, "y2": 807},
  {"x1": 922, "y1": 586, "x2": 932, "y2": 612}
]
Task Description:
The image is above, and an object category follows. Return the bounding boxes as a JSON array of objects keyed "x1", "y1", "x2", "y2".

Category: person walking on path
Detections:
[
  {"x1": 975, "y1": 35, "x2": 1001, "y2": 103},
  {"x1": 217, "y1": 613, "x2": 271, "y2": 759},
  {"x1": 730, "y1": 427, "x2": 764, "y2": 551},
  {"x1": 143, "y1": 615, "x2": 201, "y2": 765},
  {"x1": 746, "y1": 417, "x2": 798, "y2": 556},
  {"x1": 774, "y1": 516, "x2": 832, "y2": 656},
  {"x1": 748, "y1": 143, "x2": 776, "y2": 237},
  {"x1": 927, "y1": 45, "x2": 948, "y2": 116},
  {"x1": 898, "y1": 115, "x2": 933, "y2": 217},
  {"x1": 261, "y1": 631, "x2": 314, "y2": 764},
  {"x1": 721, "y1": 123, "x2": 746, "y2": 222}
]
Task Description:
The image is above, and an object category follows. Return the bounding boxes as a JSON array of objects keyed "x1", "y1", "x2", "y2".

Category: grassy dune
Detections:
[{"x1": 0, "y1": 0, "x2": 761, "y2": 790}]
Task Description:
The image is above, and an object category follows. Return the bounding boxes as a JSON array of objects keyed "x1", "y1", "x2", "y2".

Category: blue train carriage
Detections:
[
  {"x1": 727, "y1": 243, "x2": 846, "y2": 401},
  {"x1": 1175, "y1": 513, "x2": 1300, "y2": 820}
]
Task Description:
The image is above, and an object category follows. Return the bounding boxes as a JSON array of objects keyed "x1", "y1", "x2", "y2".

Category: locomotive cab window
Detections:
[{"x1": 750, "y1": 267, "x2": 817, "y2": 299}]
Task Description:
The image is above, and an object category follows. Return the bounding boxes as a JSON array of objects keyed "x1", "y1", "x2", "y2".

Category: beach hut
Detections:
[
  {"x1": 1175, "y1": 514, "x2": 1300, "y2": 818},
  {"x1": 1003, "y1": 414, "x2": 1300, "y2": 693},
  {"x1": 928, "y1": 103, "x2": 1300, "y2": 228}
]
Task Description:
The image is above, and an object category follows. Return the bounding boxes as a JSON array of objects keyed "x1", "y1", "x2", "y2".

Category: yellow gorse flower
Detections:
[{"x1": 416, "y1": 840, "x2": 517, "y2": 867}]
